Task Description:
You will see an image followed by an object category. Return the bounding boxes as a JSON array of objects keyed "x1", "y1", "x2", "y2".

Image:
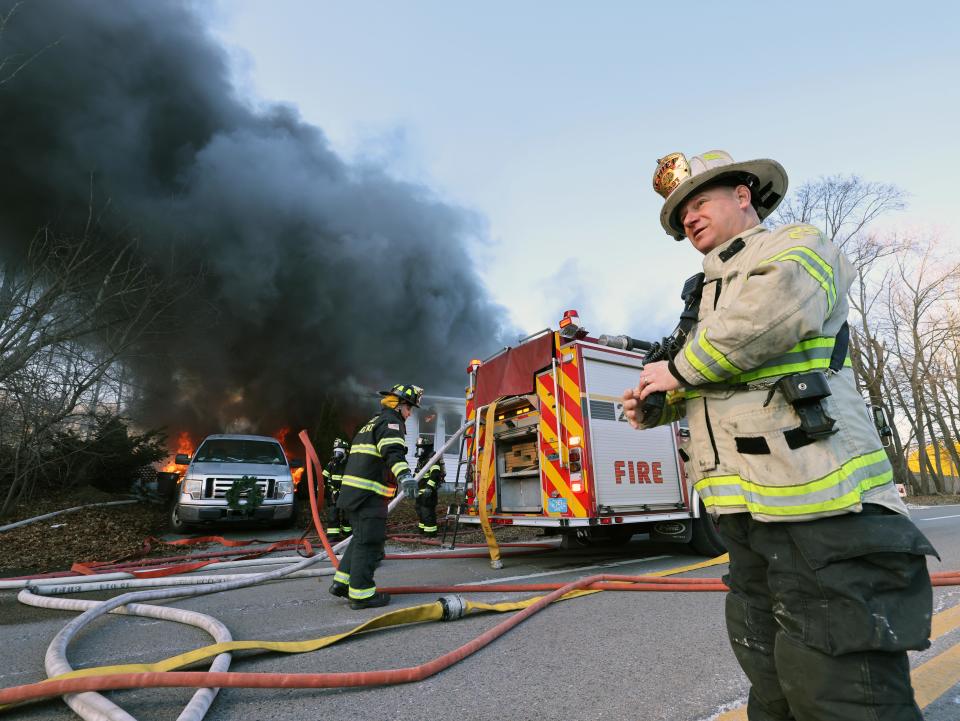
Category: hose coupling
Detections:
[{"x1": 438, "y1": 595, "x2": 467, "y2": 621}]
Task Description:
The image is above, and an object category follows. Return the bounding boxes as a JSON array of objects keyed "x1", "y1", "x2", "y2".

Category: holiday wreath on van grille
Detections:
[{"x1": 225, "y1": 476, "x2": 264, "y2": 516}]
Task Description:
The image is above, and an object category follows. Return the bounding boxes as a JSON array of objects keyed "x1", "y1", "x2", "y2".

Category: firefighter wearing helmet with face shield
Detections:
[
  {"x1": 622, "y1": 150, "x2": 936, "y2": 720},
  {"x1": 328, "y1": 383, "x2": 422, "y2": 610},
  {"x1": 321, "y1": 438, "x2": 351, "y2": 540},
  {"x1": 414, "y1": 435, "x2": 444, "y2": 537}
]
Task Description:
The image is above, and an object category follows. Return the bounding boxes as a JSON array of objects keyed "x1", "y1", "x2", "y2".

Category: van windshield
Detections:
[{"x1": 194, "y1": 439, "x2": 287, "y2": 465}]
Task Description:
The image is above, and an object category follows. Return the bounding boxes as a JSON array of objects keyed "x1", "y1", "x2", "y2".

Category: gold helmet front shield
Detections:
[{"x1": 653, "y1": 152, "x2": 691, "y2": 199}]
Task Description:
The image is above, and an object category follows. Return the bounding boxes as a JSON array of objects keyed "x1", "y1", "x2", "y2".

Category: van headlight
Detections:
[
  {"x1": 183, "y1": 479, "x2": 203, "y2": 500},
  {"x1": 275, "y1": 480, "x2": 294, "y2": 498}
]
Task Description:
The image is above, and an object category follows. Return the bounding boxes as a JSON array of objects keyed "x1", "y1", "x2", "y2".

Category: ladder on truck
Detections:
[{"x1": 440, "y1": 431, "x2": 472, "y2": 550}]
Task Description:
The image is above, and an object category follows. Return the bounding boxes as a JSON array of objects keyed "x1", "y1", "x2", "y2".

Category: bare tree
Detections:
[
  {"x1": 773, "y1": 176, "x2": 922, "y2": 482},
  {"x1": 0, "y1": 1, "x2": 60, "y2": 87},
  {"x1": 880, "y1": 242, "x2": 960, "y2": 494},
  {"x1": 774, "y1": 175, "x2": 907, "y2": 261},
  {"x1": 0, "y1": 224, "x2": 179, "y2": 515}
]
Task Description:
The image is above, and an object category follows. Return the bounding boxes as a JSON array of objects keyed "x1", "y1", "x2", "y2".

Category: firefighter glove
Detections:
[{"x1": 398, "y1": 471, "x2": 417, "y2": 500}]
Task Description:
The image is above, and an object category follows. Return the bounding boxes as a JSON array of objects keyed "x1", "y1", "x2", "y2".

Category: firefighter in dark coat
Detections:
[
  {"x1": 328, "y1": 383, "x2": 422, "y2": 609},
  {"x1": 321, "y1": 438, "x2": 351, "y2": 539},
  {"x1": 414, "y1": 436, "x2": 444, "y2": 537}
]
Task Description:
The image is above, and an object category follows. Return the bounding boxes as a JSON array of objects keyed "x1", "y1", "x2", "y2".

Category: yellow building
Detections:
[{"x1": 907, "y1": 442, "x2": 960, "y2": 478}]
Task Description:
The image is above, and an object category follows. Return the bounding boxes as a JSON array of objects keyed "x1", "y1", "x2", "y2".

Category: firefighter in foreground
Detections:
[
  {"x1": 328, "y1": 383, "x2": 422, "y2": 609},
  {"x1": 414, "y1": 435, "x2": 444, "y2": 537},
  {"x1": 623, "y1": 150, "x2": 936, "y2": 720},
  {"x1": 321, "y1": 438, "x2": 351, "y2": 539}
]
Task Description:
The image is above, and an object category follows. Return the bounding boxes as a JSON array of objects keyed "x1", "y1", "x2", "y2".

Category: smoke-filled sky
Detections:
[
  {"x1": 2, "y1": 0, "x2": 959, "y2": 438},
  {"x1": 0, "y1": 0, "x2": 516, "y2": 434},
  {"x1": 211, "y1": 0, "x2": 960, "y2": 338}
]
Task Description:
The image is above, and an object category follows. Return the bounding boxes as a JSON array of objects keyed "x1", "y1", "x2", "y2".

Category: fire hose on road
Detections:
[
  {"x1": 7, "y1": 553, "x2": 960, "y2": 714},
  {"x1": 0, "y1": 424, "x2": 471, "y2": 721},
  {"x1": 1, "y1": 565, "x2": 731, "y2": 709},
  {"x1": 4, "y1": 422, "x2": 960, "y2": 720}
]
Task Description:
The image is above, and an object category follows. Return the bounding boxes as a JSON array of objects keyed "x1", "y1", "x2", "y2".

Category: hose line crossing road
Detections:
[{"x1": 1, "y1": 504, "x2": 958, "y2": 721}]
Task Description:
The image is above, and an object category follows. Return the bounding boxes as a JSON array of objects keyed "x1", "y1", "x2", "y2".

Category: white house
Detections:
[{"x1": 402, "y1": 393, "x2": 468, "y2": 490}]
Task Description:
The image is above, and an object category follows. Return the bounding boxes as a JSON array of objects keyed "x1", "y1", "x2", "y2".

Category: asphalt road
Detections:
[{"x1": 2, "y1": 504, "x2": 960, "y2": 721}]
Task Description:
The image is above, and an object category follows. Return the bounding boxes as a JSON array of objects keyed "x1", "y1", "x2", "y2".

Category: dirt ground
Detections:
[
  {"x1": 0, "y1": 487, "x2": 541, "y2": 576},
  {"x1": 2, "y1": 487, "x2": 954, "y2": 577}
]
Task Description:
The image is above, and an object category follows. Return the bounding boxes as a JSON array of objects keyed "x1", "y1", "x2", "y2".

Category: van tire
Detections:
[
  {"x1": 689, "y1": 501, "x2": 725, "y2": 557},
  {"x1": 169, "y1": 503, "x2": 194, "y2": 534}
]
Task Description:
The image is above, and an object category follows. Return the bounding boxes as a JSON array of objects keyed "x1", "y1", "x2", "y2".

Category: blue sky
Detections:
[{"x1": 207, "y1": 0, "x2": 959, "y2": 340}]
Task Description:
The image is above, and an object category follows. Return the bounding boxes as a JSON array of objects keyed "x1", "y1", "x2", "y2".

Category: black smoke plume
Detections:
[{"x1": 0, "y1": 0, "x2": 514, "y2": 438}]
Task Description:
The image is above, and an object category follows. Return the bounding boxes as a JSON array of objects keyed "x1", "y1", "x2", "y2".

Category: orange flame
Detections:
[
  {"x1": 162, "y1": 431, "x2": 195, "y2": 473},
  {"x1": 274, "y1": 426, "x2": 305, "y2": 487}
]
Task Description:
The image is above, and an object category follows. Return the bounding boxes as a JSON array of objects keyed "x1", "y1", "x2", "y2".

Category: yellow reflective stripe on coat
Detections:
[
  {"x1": 350, "y1": 443, "x2": 381, "y2": 458},
  {"x1": 695, "y1": 449, "x2": 892, "y2": 516},
  {"x1": 340, "y1": 474, "x2": 394, "y2": 497},
  {"x1": 391, "y1": 461, "x2": 409, "y2": 477},
  {"x1": 763, "y1": 245, "x2": 837, "y2": 312},
  {"x1": 377, "y1": 437, "x2": 406, "y2": 451},
  {"x1": 684, "y1": 330, "x2": 741, "y2": 382},
  {"x1": 728, "y1": 336, "x2": 851, "y2": 385}
]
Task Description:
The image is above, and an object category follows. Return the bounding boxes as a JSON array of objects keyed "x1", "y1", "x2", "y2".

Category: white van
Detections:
[{"x1": 170, "y1": 434, "x2": 301, "y2": 532}]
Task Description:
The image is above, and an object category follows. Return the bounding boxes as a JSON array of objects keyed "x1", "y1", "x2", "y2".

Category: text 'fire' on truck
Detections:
[{"x1": 455, "y1": 310, "x2": 725, "y2": 555}]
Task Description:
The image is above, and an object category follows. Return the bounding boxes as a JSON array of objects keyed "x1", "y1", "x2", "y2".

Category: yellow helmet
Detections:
[{"x1": 379, "y1": 383, "x2": 424, "y2": 408}]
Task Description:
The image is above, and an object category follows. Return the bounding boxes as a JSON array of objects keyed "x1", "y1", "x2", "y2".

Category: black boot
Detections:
[
  {"x1": 349, "y1": 592, "x2": 390, "y2": 610},
  {"x1": 327, "y1": 581, "x2": 348, "y2": 598}
]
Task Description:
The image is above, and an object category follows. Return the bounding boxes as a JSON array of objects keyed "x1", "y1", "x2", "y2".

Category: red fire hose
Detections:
[{"x1": 0, "y1": 572, "x2": 667, "y2": 706}]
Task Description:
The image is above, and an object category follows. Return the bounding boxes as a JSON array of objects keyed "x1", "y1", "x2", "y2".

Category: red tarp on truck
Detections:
[{"x1": 473, "y1": 332, "x2": 554, "y2": 408}]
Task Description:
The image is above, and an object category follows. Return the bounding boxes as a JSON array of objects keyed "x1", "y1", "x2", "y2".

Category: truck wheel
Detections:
[
  {"x1": 689, "y1": 501, "x2": 725, "y2": 557},
  {"x1": 560, "y1": 528, "x2": 591, "y2": 549},
  {"x1": 608, "y1": 526, "x2": 635, "y2": 545},
  {"x1": 169, "y1": 503, "x2": 194, "y2": 534}
]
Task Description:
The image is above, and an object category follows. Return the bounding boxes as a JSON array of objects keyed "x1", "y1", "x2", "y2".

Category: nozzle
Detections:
[{"x1": 597, "y1": 334, "x2": 654, "y2": 353}]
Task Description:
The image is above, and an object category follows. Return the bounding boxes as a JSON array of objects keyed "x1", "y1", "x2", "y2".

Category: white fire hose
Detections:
[{"x1": 18, "y1": 422, "x2": 470, "y2": 721}]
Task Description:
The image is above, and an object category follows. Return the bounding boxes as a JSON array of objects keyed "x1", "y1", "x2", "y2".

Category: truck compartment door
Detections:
[
  {"x1": 496, "y1": 421, "x2": 542, "y2": 513},
  {"x1": 582, "y1": 352, "x2": 684, "y2": 511}
]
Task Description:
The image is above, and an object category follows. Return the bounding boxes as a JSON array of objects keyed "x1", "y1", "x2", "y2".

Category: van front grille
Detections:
[{"x1": 206, "y1": 478, "x2": 272, "y2": 499}]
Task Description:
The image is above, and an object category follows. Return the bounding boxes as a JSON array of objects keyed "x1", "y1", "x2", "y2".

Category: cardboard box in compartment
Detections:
[{"x1": 503, "y1": 440, "x2": 538, "y2": 472}]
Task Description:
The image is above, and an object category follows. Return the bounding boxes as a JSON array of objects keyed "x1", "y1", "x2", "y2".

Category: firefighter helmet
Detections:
[
  {"x1": 379, "y1": 383, "x2": 424, "y2": 408},
  {"x1": 332, "y1": 438, "x2": 349, "y2": 460},
  {"x1": 415, "y1": 435, "x2": 434, "y2": 458},
  {"x1": 653, "y1": 150, "x2": 787, "y2": 240}
]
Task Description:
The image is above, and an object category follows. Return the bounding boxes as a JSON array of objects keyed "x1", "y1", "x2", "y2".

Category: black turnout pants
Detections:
[
  {"x1": 324, "y1": 489, "x2": 350, "y2": 535},
  {"x1": 324, "y1": 488, "x2": 340, "y2": 533},
  {"x1": 719, "y1": 505, "x2": 936, "y2": 721},
  {"x1": 337, "y1": 503, "x2": 387, "y2": 600},
  {"x1": 416, "y1": 488, "x2": 438, "y2": 534}
]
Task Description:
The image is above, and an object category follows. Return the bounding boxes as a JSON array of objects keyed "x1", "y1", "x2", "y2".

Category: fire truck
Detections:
[{"x1": 453, "y1": 310, "x2": 725, "y2": 556}]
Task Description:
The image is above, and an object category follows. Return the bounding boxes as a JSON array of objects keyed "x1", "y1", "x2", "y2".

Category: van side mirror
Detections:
[
  {"x1": 289, "y1": 458, "x2": 304, "y2": 469},
  {"x1": 175, "y1": 454, "x2": 191, "y2": 465}
]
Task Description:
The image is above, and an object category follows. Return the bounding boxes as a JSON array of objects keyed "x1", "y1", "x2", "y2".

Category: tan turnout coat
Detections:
[{"x1": 650, "y1": 223, "x2": 904, "y2": 522}]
